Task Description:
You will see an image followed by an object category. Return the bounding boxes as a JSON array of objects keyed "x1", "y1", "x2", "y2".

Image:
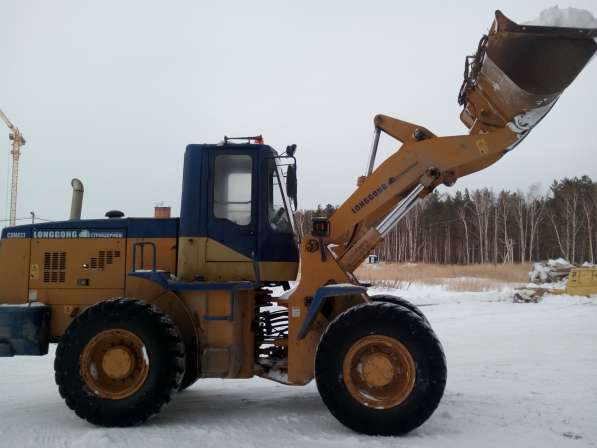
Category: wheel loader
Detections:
[{"x1": 0, "y1": 11, "x2": 595, "y2": 435}]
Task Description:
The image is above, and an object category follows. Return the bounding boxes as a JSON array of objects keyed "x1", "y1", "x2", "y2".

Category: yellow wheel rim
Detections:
[
  {"x1": 80, "y1": 329, "x2": 149, "y2": 400},
  {"x1": 343, "y1": 335, "x2": 416, "y2": 409}
]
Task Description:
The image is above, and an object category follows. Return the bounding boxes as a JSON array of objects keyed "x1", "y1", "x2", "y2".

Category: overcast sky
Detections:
[{"x1": 1, "y1": 1, "x2": 596, "y2": 223}]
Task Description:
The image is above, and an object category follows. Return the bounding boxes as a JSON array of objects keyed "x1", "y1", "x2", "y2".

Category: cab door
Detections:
[
  {"x1": 256, "y1": 157, "x2": 299, "y2": 277},
  {"x1": 206, "y1": 150, "x2": 257, "y2": 277}
]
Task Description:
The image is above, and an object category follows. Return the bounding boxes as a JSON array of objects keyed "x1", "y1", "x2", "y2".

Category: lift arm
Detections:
[
  {"x1": 330, "y1": 117, "x2": 518, "y2": 272},
  {"x1": 285, "y1": 10, "x2": 596, "y2": 384}
]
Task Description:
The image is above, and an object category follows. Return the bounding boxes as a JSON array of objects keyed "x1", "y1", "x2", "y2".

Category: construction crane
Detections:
[{"x1": 0, "y1": 109, "x2": 26, "y2": 227}]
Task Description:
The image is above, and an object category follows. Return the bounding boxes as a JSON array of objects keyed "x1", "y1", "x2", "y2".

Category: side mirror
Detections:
[
  {"x1": 286, "y1": 144, "x2": 297, "y2": 157},
  {"x1": 286, "y1": 163, "x2": 297, "y2": 209}
]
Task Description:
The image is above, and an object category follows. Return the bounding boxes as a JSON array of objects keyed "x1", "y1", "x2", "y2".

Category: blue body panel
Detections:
[
  {"x1": 179, "y1": 146, "x2": 207, "y2": 238},
  {"x1": 129, "y1": 270, "x2": 255, "y2": 321},
  {"x1": 1, "y1": 217, "x2": 179, "y2": 239},
  {"x1": 0, "y1": 305, "x2": 51, "y2": 357},
  {"x1": 129, "y1": 270, "x2": 254, "y2": 292}
]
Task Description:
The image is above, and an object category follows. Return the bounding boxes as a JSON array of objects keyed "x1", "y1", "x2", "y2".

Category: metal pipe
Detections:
[
  {"x1": 376, "y1": 184, "x2": 424, "y2": 236},
  {"x1": 69, "y1": 178, "x2": 84, "y2": 220},
  {"x1": 366, "y1": 127, "x2": 381, "y2": 176}
]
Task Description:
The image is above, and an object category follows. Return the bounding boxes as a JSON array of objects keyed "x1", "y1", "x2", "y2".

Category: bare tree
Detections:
[{"x1": 301, "y1": 176, "x2": 597, "y2": 265}]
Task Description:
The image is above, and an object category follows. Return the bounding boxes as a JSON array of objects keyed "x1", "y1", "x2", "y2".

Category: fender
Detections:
[{"x1": 297, "y1": 284, "x2": 367, "y2": 340}]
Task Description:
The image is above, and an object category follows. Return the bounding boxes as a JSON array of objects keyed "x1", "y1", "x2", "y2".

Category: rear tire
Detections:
[
  {"x1": 315, "y1": 302, "x2": 446, "y2": 435},
  {"x1": 178, "y1": 371, "x2": 198, "y2": 391},
  {"x1": 55, "y1": 298, "x2": 185, "y2": 426},
  {"x1": 177, "y1": 340, "x2": 199, "y2": 392}
]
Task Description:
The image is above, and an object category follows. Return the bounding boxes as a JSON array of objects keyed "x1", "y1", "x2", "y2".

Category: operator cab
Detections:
[{"x1": 177, "y1": 136, "x2": 299, "y2": 284}]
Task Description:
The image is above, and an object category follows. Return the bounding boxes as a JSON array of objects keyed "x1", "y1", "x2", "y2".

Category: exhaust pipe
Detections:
[{"x1": 70, "y1": 178, "x2": 84, "y2": 220}]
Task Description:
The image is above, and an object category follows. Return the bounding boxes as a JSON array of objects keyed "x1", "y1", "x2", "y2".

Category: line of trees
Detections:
[{"x1": 295, "y1": 176, "x2": 597, "y2": 264}]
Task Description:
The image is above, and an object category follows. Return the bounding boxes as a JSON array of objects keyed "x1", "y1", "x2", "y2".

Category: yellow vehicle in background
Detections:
[{"x1": 567, "y1": 267, "x2": 597, "y2": 296}]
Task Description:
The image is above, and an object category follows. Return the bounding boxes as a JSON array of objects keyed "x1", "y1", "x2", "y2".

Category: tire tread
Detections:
[
  {"x1": 315, "y1": 302, "x2": 446, "y2": 435},
  {"x1": 55, "y1": 298, "x2": 185, "y2": 427}
]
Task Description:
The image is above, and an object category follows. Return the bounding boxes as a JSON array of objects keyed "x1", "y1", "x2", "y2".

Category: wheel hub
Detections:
[
  {"x1": 343, "y1": 335, "x2": 416, "y2": 409},
  {"x1": 80, "y1": 329, "x2": 149, "y2": 400},
  {"x1": 362, "y1": 353, "x2": 395, "y2": 387},
  {"x1": 102, "y1": 346, "x2": 134, "y2": 380}
]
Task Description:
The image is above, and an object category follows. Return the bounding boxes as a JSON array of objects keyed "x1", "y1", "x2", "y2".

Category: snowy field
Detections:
[{"x1": 1, "y1": 286, "x2": 596, "y2": 448}]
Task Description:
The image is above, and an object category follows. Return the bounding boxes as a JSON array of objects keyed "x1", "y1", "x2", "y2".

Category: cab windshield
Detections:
[{"x1": 269, "y1": 159, "x2": 295, "y2": 234}]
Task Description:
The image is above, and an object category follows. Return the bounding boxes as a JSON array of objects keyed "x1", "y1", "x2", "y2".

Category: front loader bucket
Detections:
[{"x1": 459, "y1": 10, "x2": 596, "y2": 135}]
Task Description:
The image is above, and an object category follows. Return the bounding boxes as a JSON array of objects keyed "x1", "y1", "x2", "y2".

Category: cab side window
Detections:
[{"x1": 213, "y1": 154, "x2": 252, "y2": 225}]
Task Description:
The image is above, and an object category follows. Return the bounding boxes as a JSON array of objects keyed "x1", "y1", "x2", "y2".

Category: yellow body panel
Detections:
[
  {"x1": 206, "y1": 239, "x2": 251, "y2": 262},
  {"x1": 177, "y1": 236, "x2": 298, "y2": 282},
  {"x1": 0, "y1": 238, "x2": 30, "y2": 303},
  {"x1": 287, "y1": 239, "x2": 365, "y2": 384},
  {"x1": 29, "y1": 238, "x2": 126, "y2": 290},
  {"x1": 0, "y1": 233, "x2": 258, "y2": 379},
  {"x1": 0, "y1": 236, "x2": 178, "y2": 338},
  {"x1": 177, "y1": 289, "x2": 255, "y2": 378}
]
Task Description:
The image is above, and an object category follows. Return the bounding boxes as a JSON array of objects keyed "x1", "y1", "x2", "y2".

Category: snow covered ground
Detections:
[{"x1": 1, "y1": 286, "x2": 596, "y2": 448}]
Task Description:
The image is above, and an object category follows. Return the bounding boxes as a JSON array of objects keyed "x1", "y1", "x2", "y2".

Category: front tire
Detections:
[
  {"x1": 315, "y1": 302, "x2": 446, "y2": 435},
  {"x1": 369, "y1": 294, "x2": 429, "y2": 324},
  {"x1": 55, "y1": 298, "x2": 185, "y2": 426}
]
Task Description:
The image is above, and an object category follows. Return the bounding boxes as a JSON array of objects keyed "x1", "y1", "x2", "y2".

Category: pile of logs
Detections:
[
  {"x1": 513, "y1": 287, "x2": 550, "y2": 303},
  {"x1": 528, "y1": 258, "x2": 573, "y2": 284},
  {"x1": 514, "y1": 259, "x2": 573, "y2": 303}
]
